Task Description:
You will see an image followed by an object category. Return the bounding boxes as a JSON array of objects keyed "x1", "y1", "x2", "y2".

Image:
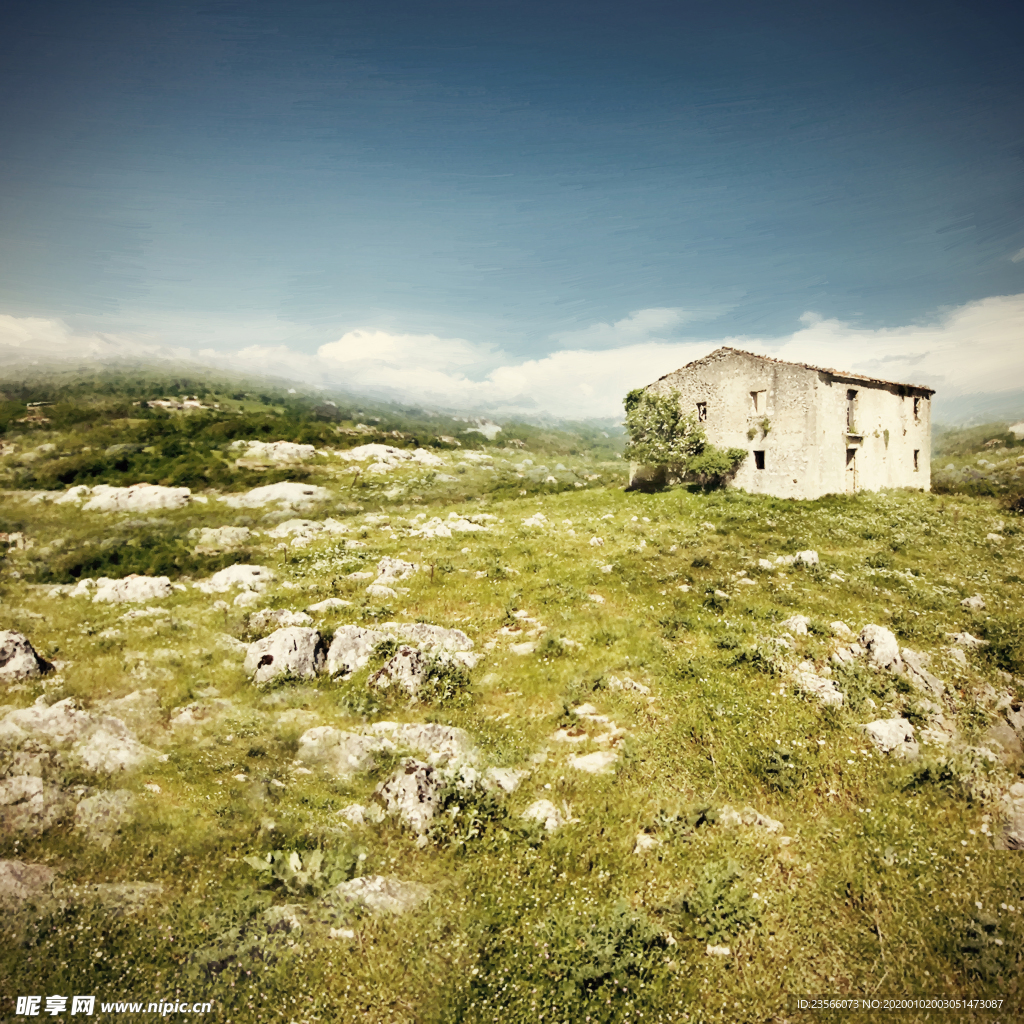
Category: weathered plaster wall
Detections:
[{"x1": 635, "y1": 348, "x2": 932, "y2": 500}]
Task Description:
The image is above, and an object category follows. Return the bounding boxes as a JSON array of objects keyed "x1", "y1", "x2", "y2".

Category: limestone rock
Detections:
[
  {"x1": 521, "y1": 799, "x2": 569, "y2": 832},
  {"x1": 198, "y1": 564, "x2": 275, "y2": 593},
  {"x1": 0, "y1": 775, "x2": 77, "y2": 836},
  {"x1": 0, "y1": 631, "x2": 52, "y2": 681},
  {"x1": 307, "y1": 597, "x2": 351, "y2": 613},
  {"x1": 244, "y1": 627, "x2": 326, "y2": 684},
  {"x1": 482, "y1": 767, "x2": 528, "y2": 793},
  {"x1": 961, "y1": 594, "x2": 986, "y2": 611},
  {"x1": 718, "y1": 805, "x2": 784, "y2": 833},
  {"x1": 0, "y1": 859, "x2": 56, "y2": 907},
  {"x1": 328, "y1": 875, "x2": 430, "y2": 916},
  {"x1": 780, "y1": 615, "x2": 811, "y2": 635},
  {"x1": 793, "y1": 670, "x2": 844, "y2": 707},
  {"x1": 366, "y1": 584, "x2": 399, "y2": 600},
  {"x1": 860, "y1": 717, "x2": 919, "y2": 759},
  {"x1": 326, "y1": 625, "x2": 387, "y2": 676},
  {"x1": 296, "y1": 727, "x2": 389, "y2": 777},
  {"x1": 96, "y1": 689, "x2": 161, "y2": 732},
  {"x1": 232, "y1": 440, "x2": 318, "y2": 463},
  {"x1": 374, "y1": 557, "x2": 419, "y2": 585},
  {"x1": 83, "y1": 484, "x2": 190, "y2": 513},
  {"x1": 830, "y1": 621, "x2": 854, "y2": 638},
  {"x1": 368, "y1": 646, "x2": 433, "y2": 701},
  {"x1": 93, "y1": 575, "x2": 172, "y2": 604},
  {"x1": 367, "y1": 721, "x2": 476, "y2": 765},
  {"x1": 222, "y1": 482, "x2": 331, "y2": 508},
  {"x1": 248, "y1": 608, "x2": 313, "y2": 632},
  {"x1": 74, "y1": 789, "x2": 135, "y2": 847},
  {"x1": 193, "y1": 525, "x2": 251, "y2": 552},
  {"x1": 859, "y1": 625, "x2": 903, "y2": 673},
  {"x1": 949, "y1": 631, "x2": 987, "y2": 650},
  {"x1": 633, "y1": 832, "x2": 662, "y2": 854},
  {"x1": 900, "y1": 648, "x2": 945, "y2": 699},
  {"x1": 380, "y1": 622, "x2": 473, "y2": 652},
  {"x1": 982, "y1": 724, "x2": 1023, "y2": 762},
  {"x1": 568, "y1": 750, "x2": 619, "y2": 774},
  {"x1": 372, "y1": 759, "x2": 443, "y2": 833}
]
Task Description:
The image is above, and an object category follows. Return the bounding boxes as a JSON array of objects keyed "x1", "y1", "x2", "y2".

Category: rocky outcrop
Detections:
[
  {"x1": 327, "y1": 875, "x2": 430, "y2": 915},
  {"x1": 371, "y1": 759, "x2": 444, "y2": 833},
  {"x1": 93, "y1": 575, "x2": 173, "y2": 604},
  {"x1": 0, "y1": 860, "x2": 56, "y2": 907},
  {"x1": 368, "y1": 646, "x2": 432, "y2": 700},
  {"x1": 326, "y1": 625, "x2": 387, "y2": 677},
  {"x1": 74, "y1": 789, "x2": 135, "y2": 847},
  {"x1": 248, "y1": 608, "x2": 313, "y2": 632},
  {"x1": 244, "y1": 627, "x2": 326, "y2": 684},
  {"x1": 198, "y1": 564, "x2": 275, "y2": 593},
  {"x1": 82, "y1": 484, "x2": 191, "y2": 513},
  {"x1": 0, "y1": 631, "x2": 52, "y2": 681},
  {"x1": 223, "y1": 482, "x2": 330, "y2": 508},
  {"x1": 296, "y1": 728, "x2": 389, "y2": 777},
  {"x1": 859, "y1": 625, "x2": 904, "y2": 673},
  {"x1": 860, "y1": 717, "x2": 919, "y2": 759},
  {"x1": 521, "y1": 799, "x2": 571, "y2": 832}
]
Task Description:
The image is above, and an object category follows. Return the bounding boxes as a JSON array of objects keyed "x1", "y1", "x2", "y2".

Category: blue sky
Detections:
[{"x1": 2, "y1": 0, "x2": 1023, "y2": 417}]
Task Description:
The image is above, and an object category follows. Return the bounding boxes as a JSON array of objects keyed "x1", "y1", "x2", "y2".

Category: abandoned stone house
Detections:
[{"x1": 629, "y1": 347, "x2": 934, "y2": 500}]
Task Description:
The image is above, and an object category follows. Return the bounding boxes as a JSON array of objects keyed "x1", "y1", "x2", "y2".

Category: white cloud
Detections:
[
  {"x1": 549, "y1": 307, "x2": 690, "y2": 349},
  {"x1": 1011, "y1": 247, "x2": 1024, "y2": 263},
  {"x1": 2, "y1": 296, "x2": 1023, "y2": 421}
]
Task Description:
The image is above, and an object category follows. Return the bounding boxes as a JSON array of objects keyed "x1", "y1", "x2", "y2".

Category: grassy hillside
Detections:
[{"x1": 0, "y1": 384, "x2": 1022, "y2": 1023}]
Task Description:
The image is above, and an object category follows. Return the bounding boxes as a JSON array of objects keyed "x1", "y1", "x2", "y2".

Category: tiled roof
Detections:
[{"x1": 661, "y1": 346, "x2": 935, "y2": 394}]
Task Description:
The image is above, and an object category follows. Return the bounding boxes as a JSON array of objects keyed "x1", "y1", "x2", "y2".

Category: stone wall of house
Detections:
[{"x1": 634, "y1": 348, "x2": 932, "y2": 500}]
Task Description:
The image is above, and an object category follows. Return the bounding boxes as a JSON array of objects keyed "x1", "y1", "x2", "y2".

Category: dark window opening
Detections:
[
  {"x1": 913, "y1": 449, "x2": 919, "y2": 471},
  {"x1": 846, "y1": 390, "x2": 858, "y2": 432},
  {"x1": 846, "y1": 448, "x2": 857, "y2": 467},
  {"x1": 754, "y1": 450, "x2": 765, "y2": 470},
  {"x1": 913, "y1": 397, "x2": 920, "y2": 419},
  {"x1": 696, "y1": 402, "x2": 707, "y2": 422},
  {"x1": 750, "y1": 390, "x2": 766, "y2": 413}
]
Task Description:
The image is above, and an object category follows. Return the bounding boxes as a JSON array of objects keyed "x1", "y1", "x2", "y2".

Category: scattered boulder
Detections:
[
  {"x1": 307, "y1": 597, "x2": 351, "y2": 613},
  {"x1": 961, "y1": 594, "x2": 986, "y2": 611},
  {"x1": 380, "y1": 622, "x2": 473, "y2": 652},
  {"x1": 482, "y1": 767, "x2": 527, "y2": 793},
  {"x1": 374, "y1": 557, "x2": 419, "y2": 585},
  {"x1": 780, "y1": 615, "x2": 811, "y2": 636},
  {"x1": 74, "y1": 789, "x2": 135, "y2": 847},
  {"x1": 368, "y1": 646, "x2": 433, "y2": 701},
  {"x1": 366, "y1": 584, "x2": 399, "y2": 600},
  {"x1": 860, "y1": 718, "x2": 919, "y2": 759},
  {"x1": 372, "y1": 759, "x2": 444, "y2": 833},
  {"x1": 717, "y1": 805, "x2": 783, "y2": 833},
  {"x1": 83, "y1": 484, "x2": 191, "y2": 513},
  {"x1": 2, "y1": 699, "x2": 154, "y2": 774},
  {"x1": 328, "y1": 875, "x2": 430, "y2": 916},
  {"x1": 605, "y1": 674, "x2": 651, "y2": 696},
  {"x1": 775, "y1": 550, "x2": 818, "y2": 567},
  {"x1": 0, "y1": 631, "x2": 52, "y2": 681},
  {"x1": 193, "y1": 525, "x2": 251, "y2": 552},
  {"x1": 93, "y1": 575, "x2": 172, "y2": 604},
  {"x1": 326, "y1": 625, "x2": 387, "y2": 677},
  {"x1": 982, "y1": 724, "x2": 1023, "y2": 762},
  {"x1": 198, "y1": 564, "x2": 275, "y2": 593},
  {"x1": 900, "y1": 648, "x2": 945, "y2": 699},
  {"x1": 248, "y1": 608, "x2": 312, "y2": 632},
  {"x1": 296, "y1": 727, "x2": 389, "y2": 777},
  {"x1": 521, "y1": 799, "x2": 570, "y2": 832},
  {"x1": 222, "y1": 482, "x2": 331, "y2": 508},
  {"x1": 0, "y1": 859, "x2": 56, "y2": 907},
  {"x1": 830, "y1": 621, "x2": 854, "y2": 639},
  {"x1": 633, "y1": 832, "x2": 662, "y2": 854},
  {"x1": 568, "y1": 750, "x2": 619, "y2": 774},
  {"x1": 0, "y1": 776, "x2": 77, "y2": 836},
  {"x1": 792, "y1": 670, "x2": 844, "y2": 706},
  {"x1": 232, "y1": 440, "x2": 318, "y2": 463},
  {"x1": 859, "y1": 625, "x2": 903, "y2": 673},
  {"x1": 948, "y1": 631, "x2": 987, "y2": 650},
  {"x1": 244, "y1": 627, "x2": 326, "y2": 684},
  {"x1": 367, "y1": 722, "x2": 476, "y2": 765},
  {"x1": 997, "y1": 782, "x2": 1024, "y2": 850}
]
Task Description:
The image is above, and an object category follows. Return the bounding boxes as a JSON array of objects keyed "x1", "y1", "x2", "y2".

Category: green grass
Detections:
[{"x1": 0, "y1": 397, "x2": 1023, "y2": 1023}]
